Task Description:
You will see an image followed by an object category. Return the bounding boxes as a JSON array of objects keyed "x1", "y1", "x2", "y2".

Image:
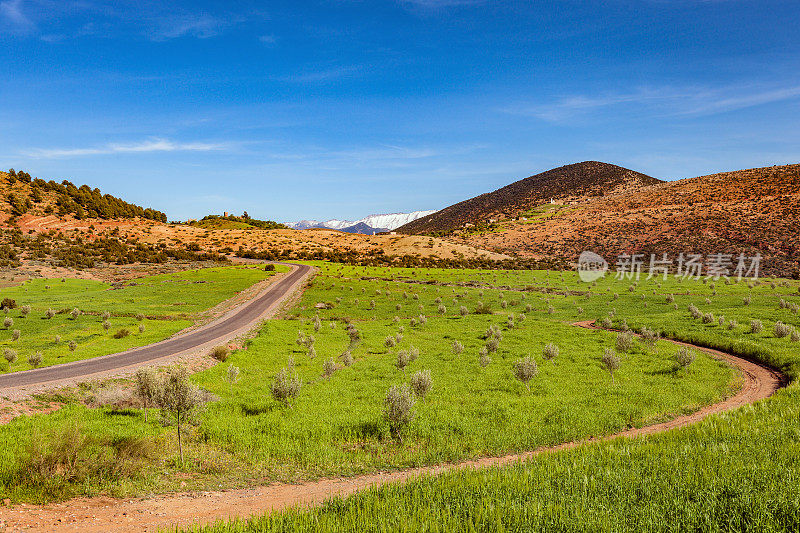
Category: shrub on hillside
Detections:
[
  {"x1": 211, "y1": 345, "x2": 230, "y2": 362},
  {"x1": 513, "y1": 356, "x2": 538, "y2": 391},
  {"x1": 410, "y1": 370, "x2": 432, "y2": 399},
  {"x1": 384, "y1": 384, "x2": 415, "y2": 442}
]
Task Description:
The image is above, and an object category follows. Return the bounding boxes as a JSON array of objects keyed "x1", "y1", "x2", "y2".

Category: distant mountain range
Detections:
[{"x1": 288, "y1": 210, "x2": 437, "y2": 235}]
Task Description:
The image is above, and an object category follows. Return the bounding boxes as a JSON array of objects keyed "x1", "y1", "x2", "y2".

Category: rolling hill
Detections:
[
  {"x1": 440, "y1": 163, "x2": 800, "y2": 277},
  {"x1": 397, "y1": 161, "x2": 660, "y2": 234}
]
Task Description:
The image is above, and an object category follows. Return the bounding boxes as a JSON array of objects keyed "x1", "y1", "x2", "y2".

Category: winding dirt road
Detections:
[
  {"x1": 0, "y1": 262, "x2": 314, "y2": 393},
  {"x1": 0, "y1": 319, "x2": 786, "y2": 532}
]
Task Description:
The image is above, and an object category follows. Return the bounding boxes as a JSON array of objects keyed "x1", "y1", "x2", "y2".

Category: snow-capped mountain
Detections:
[{"x1": 288, "y1": 210, "x2": 437, "y2": 234}]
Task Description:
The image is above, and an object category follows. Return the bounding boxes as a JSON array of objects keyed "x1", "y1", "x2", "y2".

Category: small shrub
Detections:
[
  {"x1": 513, "y1": 356, "x2": 538, "y2": 390},
  {"x1": 134, "y1": 367, "x2": 162, "y2": 422},
  {"x1": 2, "y1": 316, "x2": 12, "y2": 329},
  {"x1": 791, "y1": 329, "x2": 800, "y2": 343},
  {"x1": 437, "y1": 304, "x2": 446, "y2": 315},
  {"x1": 45, "y1": 308, "x2": 56, "y2": 319},
  {"x1": 409, "y1": 346, "x2": 419, "y2": 361},
  {"x1": 271, "y1": 360, "x2": 302, "y2": 406},
  {"x1": 474, "y1": 302, "x2": 493, "y2": 315},
  {"x1": 1, "y1": 297, "x2": 16, "y2": 309},
  {"x1": 28, "y1": 351, "x2": 43, "y2": 368},
  {"x1": 113, "y1": 328, "x2": 131, "y2": 339},
  {"x1": 485, "y1": 336, "x2": 500, "y2": 354},
  {"x1": 20, "y1": 305, "x2": 30, "y2": 317},
  {"x1": 688, "y1": 304, "x2": 702, "y2": 319},
  {"x1": 743, "y1": 295, "x2": 751, "y2": 306},
  {"x1": 11, "y1": 329, "x2": 20, "y2": 341},
  {"x1": 600, "y1": 317, "x2": 613, "y2": 329},
  {"x1": 410, "y1": 370, "x2": 432, "y2": 399},
  {"x1": 774, "y1": 321, "x2": 792, "y2": 339},
  {"x1": 384, "y1": 384, "x2": 415, "y2": 442},
  {"x1": 718, "y1": 315, "x2": 725, "y2": 326},
  {"x1": 727, "y1": 319, "x2": 738, "y2": 330},
  {"x1": 384, "y1": 336, "x2": 397, "y2": 348},
  {"x1": 615, "y1": 331, "x2": 635, "y2": 353},
  {"x1": 666, "y1": 294, "x2": 675, "y2": 303},
  {"x1": 313, "y1": 315, "x2": 321, "y2": 332},
  {"x1": 396, "y1": 350, "x2": 411, "y2": 372},
  {"x1": 452, "y1": 340, "x2": 464, "y2": 355},
  {"x1": 601, "y1": 348, "x2": 621, "y2": 384},
  {"x1": 640, "y1": 327, "x2": 660, "y2": 348},
  {"x1": 340, "y1": 350, "x2": 354, "y2": 366},
  {"x1": 542, "y1": 343, "x2": 559, "y2": 363},
  {"x1": 459, "y1": 305, "x2": 468, "y2": 316},
  {"x1": 70, "y1": 308, "x2": 81, "y2": 320},
  {"x1": 138, "y1": 324, "x2": 146, "y2": 333},
  {"x1": 102, "y1": 320, "x2": 111, "y2": 331},
  {"x1": 701, "y1": 312, "x2": 715, "y2": 324},
  {"x1": 322, "y1": 357, "x2": 339, "y2": 378},
  {"x1": 101, "y1": 311, "x2": 111, "y2": 320},
  {"x1": 211, "y1": 345, "x2": 230, "y2": 361},
  {"x1": 68, "y1": 340, "x2": 77, "y2": 352},
  {"x1": 750, "y1": 319, "x2": 763, "y2": 334},
  {"x1": 675, "y1": 346, "x2": 696, "y2": 369},
  {"x1": 4, "y1": 348, "x2": 18, "y2": 364},
  {"x1": 479, "y1": 348, "x2": 491, "y2": 368}
]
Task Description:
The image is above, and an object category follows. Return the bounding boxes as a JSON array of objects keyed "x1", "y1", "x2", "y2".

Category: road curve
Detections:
[
  {"x1": 0, "y1": 262, "x2": 314, "y2": 391},
  {"x1": 0, "y1": 318, "x2": 786, "y2": 533}
]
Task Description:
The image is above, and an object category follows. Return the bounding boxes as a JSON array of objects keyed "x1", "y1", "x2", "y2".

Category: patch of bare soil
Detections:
[{"x1": 0, "y1": 321, "x2": 785, "y2": 533}]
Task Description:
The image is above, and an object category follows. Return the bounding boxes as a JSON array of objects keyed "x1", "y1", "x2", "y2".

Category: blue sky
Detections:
[{"x1": 1, "y1": 0, "x2": 798, "y2": 222}]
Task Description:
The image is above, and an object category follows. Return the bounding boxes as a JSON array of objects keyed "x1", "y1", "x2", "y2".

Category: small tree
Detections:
[
  {"x1": 513, "y1": 356, "x2": 538, "y2": 391},
  {"x1": 410, "y1": 370, "x2": 432, "y2": 399},
  {"x1": 135, "y1": 367, "x2": 162, "y2": 423},
  {"x1": 271, "y1": 359, "x2": 302, "y2": 407},
  {"x1": 601, "y1": 348, "x2": 621, "y2": 384},
  {"x1": 159, "y1": 367, "x2": 204, "y2": 464},
  {"x1": 384, "y1": 384, "x2": 415, "y2": 442}
]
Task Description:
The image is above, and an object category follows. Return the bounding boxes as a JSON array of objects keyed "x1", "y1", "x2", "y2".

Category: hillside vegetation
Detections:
[
  {"x1": 398, "y1": 161, "x2": 660, "y2": 234},
  {"x1": 2, "y1": 169, "x2": 166, "y2": 222}
]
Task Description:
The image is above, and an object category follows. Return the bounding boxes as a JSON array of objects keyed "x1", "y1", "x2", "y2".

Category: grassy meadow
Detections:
[
  {"x1": 4, "y1": 261, "x2": 794, "y2": 510},
  {"x1": 183, "y1": 262, "x2": 800, "y2": 532},
  {"x1": 0, "y1": 264, "x2": 285, "y2": 372}
]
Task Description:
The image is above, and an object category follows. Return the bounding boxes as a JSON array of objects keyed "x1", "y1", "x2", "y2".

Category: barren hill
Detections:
[
  {"x1": 454, "y1": 164, "x2": 800, "y2": 277},
  {"x1": 398, "y1": 161, "x2": 661, "y2": 234}
]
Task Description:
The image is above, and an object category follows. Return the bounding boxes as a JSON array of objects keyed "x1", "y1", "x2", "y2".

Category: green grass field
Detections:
[
  {"x1": 5, "y1": 260, "x2": 793, "y2": 513},
  {"x1": 182, "y1": 263, "x2": 800, "y2": 532},
  {"x1": 0, "y1": 264, "x2": 285, "y2": 372}
]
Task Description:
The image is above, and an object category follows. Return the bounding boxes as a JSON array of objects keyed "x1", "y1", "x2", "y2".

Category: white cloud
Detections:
[
  {"x1": 24, "y1": 138, "x2": 227, "y2": 158},
  {"x1": 275, "y1": 66, "x2": 362, "y2": 83},
  {"x1": 148, "y1": 13, "x2": 227, "y2": 41},
  {"x1": 504, "y1": 84, "x2": 800, "y2": 122},
  {"x1": 0, "y1": 0, "x2": 34, "y2": 31}
]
